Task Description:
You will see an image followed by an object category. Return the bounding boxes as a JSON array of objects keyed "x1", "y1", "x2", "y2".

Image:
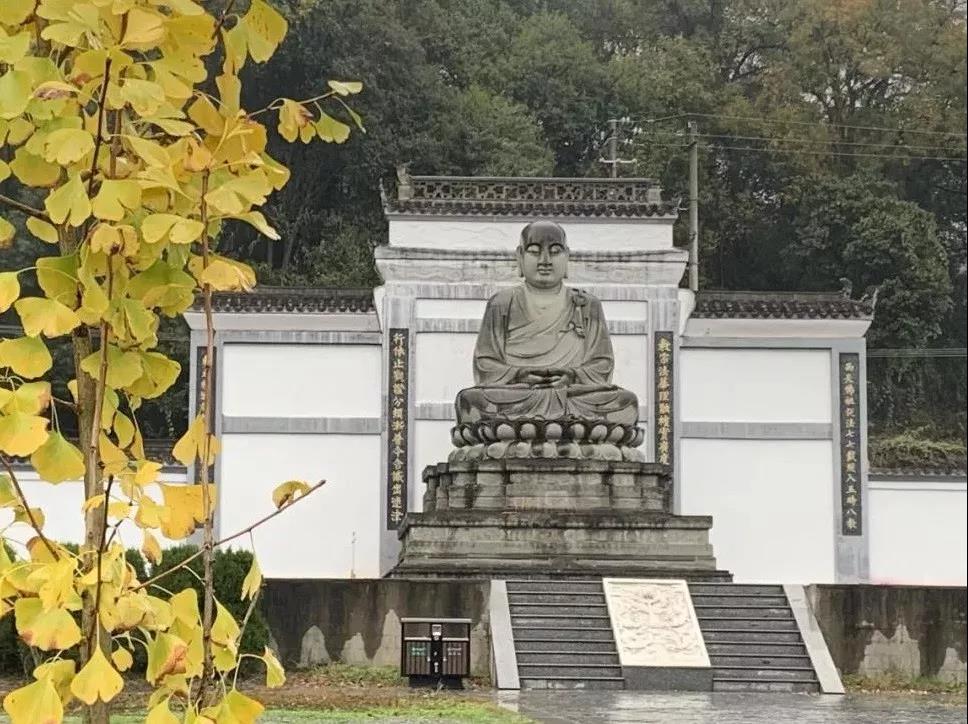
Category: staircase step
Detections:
[
  {"x1": 710, "y1": 654, "x2": 814, "y2": 668},
  {"x1": 689, "y1": 584, "x2": 784, "y2": 596},
  {"x1": 714, "y1": 667, "x2": 817, "y2": 681},
  {"x1": 520, "y1": 677, "x2": 625, "y2": 690},
  {"x1": 689, "y1": 595, "x2": 789, "y2": 607},
  {"x1": 514, "y1": 627, "x2": 615, "y2": 642},
  {"x1": 508, "y1": 591, "x2": 607, "y2": 604},
  {"x1": 506, "y1": 580, "x2": 603, "y2": 595},
  {"x1": 714, "y1": 680, "x2": 820, "y2": 693},
  {"x1": 706, "y1": 642, "x2": 808, "y2": 657},
  {"x1": 694, "y1": 606, "x2": 794, "y2": 619},
  {"x1": 518, "y1": 664, "x2": 624, "y2": 679},
  {"x1": 510, "y1": 603, "x2": 608, "y2": 616},
  {"x1": 516, "y1": 640, "x2": 618, "y2": 654},
  {"x1": 517, "y1": 652, "x2": 620, "y2": 666},
  {"x1": 513, "y1": 615, "x2": 610, "y2": 627},
  {"x1": 694, "y1": 618, "x2": 798, "y2": 631},
  {"x1": 702, "y1": 630, "x2": 802, "y2": 644}
]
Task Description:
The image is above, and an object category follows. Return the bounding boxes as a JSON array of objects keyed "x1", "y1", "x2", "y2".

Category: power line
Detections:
[
  {"x1": 677, "y1": 131, "x2": 965, "y2": 154},
  {"x1": 621, "y1": 112, "x2": 967, "y2": 139},
  {"x1": 631, "y1": 136, "x2": 967, "y2": 162}
]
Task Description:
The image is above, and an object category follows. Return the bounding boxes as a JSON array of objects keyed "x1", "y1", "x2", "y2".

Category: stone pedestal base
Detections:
[{"x1": 392, "y1": 460, "x2": 729, "y2": 580}]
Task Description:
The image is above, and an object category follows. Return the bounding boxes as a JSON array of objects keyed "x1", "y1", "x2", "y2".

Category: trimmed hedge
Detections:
[{"x1": 869, "y1": 432, "x2": 967, "y2": 471}]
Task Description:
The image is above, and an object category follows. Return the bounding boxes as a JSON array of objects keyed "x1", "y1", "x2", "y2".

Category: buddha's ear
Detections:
[{"x1": 515, "y1": 246, "x2": 524, "y2": 277}]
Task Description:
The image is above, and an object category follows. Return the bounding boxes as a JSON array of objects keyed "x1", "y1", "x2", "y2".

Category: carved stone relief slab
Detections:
[{"x1": 603, "y1": 578, "x2": 710, "y2": 668}]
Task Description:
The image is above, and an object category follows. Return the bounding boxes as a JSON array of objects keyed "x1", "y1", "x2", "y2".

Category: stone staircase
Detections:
[
  {"x1": 689, "y1": 583, "x2": 820, "y2": 692},
  {"x1": 507, "y1": 579, "x2": 624, "y2": 689}
]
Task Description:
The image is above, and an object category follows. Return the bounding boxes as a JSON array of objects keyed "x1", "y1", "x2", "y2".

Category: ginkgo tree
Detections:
[{"x1": 0, "y1": 0, "x2": 359, "y2": 722}]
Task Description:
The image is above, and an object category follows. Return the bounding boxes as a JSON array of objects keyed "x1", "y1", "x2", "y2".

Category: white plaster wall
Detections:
[
  {"x1": 11, "y1": 469, "x2": 190, "y2": 551},
  {"x1": 611, "y1": 335, "x2": 649, "y2": 404},
  {"x1": 415, "y1": 333, "x2": 477, "y2": 403},
  {"x1": 388, "y1": 217, "x2": 674, "y2": 252},
  {"x1": 681, "y1": 349, "x2": 832, "y2": 423},
  {"x1": 680, "y1": 439, "x2": 836, "y2": 583},
  {"x1": 416, "y1": 299, "x2": 486, "y2": 319},
  {"x1": 868, "y1": 482, "x2": 968, "y2": 586},
  {"x1": 413, "y1": 420, "x2": 456, "y2": 513},
  {"x1": 219, "y1": 434, "x2": 381, "y2": 578},
  {"x1": 221, "y1": 344, "x2": 381, "y2": 418}
]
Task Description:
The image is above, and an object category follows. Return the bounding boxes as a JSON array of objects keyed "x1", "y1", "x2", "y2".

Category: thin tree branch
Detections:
[
  {"x1": 0, "y1": 455, "x2": 60, "y2": 560},
  {"x1": 0, "y1": 193, "x2": 49, "y2": 221},
  {"x1": 133, "y1": 479, "x2": 325, "y2": 593},
  {"x1": 88, "y1": 474, "x2": 115, "y2": 647},
  {"x1": 87, "y1": 58, "x2": 113, "y2": 196},
  {"x1": 212, "y1": 0, "x2": 239, "y2": 39}
]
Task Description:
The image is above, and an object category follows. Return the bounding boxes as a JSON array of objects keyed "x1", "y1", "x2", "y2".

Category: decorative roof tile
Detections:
[
  {"x1": 383, "y1": 174, "x2": 678, "y2": 218},
  {"x1": 199, "y1": 287, "x2": 375, "y2": 314},
  {"x1": 693, "y1": 291, "x2": 873, "y2": 320}
]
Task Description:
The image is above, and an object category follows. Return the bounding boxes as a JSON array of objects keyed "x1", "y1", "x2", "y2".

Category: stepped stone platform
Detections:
[{"x1": 392, "y1": 460, "x2": 729, "y2": 580}]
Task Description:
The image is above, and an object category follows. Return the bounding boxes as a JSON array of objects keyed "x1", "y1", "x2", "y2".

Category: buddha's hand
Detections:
[{"x1": 542, "y1": 367, "x2": 577, "y2": 388}]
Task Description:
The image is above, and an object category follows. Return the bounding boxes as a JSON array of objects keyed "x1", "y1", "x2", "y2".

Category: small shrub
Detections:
[{"x1": 869, "y1": 432, "x2": 967, "y2": 471}]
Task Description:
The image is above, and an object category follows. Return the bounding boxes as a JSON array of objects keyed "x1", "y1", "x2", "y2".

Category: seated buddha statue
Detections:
[{"x1": 452, "y1": 221, "x2": 642, "y2": 460}]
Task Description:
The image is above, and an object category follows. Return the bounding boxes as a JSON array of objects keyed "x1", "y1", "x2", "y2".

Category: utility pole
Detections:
[
  {"x1": 599, "y1": 118, "x2": 635, "y2": 177},
  {"x1": 607, "y1": 119, "x2": 618, "y2": 178},
  {"x1": 687, "y1": 120, "x2": 700, "y2": 292}
]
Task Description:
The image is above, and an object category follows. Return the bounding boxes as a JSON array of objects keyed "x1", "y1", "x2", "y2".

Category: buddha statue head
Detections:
[{"x1": 516, "y1": 221, "x2": 569, "y2": 291}]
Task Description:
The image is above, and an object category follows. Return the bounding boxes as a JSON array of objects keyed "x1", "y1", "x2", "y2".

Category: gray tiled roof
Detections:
[{"x1": 693, "y1": 290, "x2": 874, "y2": 320}]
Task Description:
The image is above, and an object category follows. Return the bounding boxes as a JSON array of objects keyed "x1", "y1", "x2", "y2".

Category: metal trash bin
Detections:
[{"x1": 400, "y1": 617, "x2": 471, "y2": 688}]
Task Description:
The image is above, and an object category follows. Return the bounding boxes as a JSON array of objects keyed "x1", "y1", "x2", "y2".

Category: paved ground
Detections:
[{"x1": 496, "y1": 691, "x2": 968, "y2": 724}]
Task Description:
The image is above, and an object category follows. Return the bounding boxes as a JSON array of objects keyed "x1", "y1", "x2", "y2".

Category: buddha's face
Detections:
[{"x1": 518, "y1": 227, "x2": 569, "y2": 290}]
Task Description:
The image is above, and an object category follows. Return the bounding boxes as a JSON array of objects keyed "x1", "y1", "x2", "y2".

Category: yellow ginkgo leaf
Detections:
[
  {"x1": 10, "y1": 148, "x2": 61, "y2": 188},
  {"x1": 189, "y1": 255, "x2": 256, "y2": 292},
  {"x1": 315, "y1": 112, "x2": 351, "y2": 144},
  {"x1": 99, "y1": 433, "x2": 129, "y2": 476},
  {"x1": 227, "y1": 210, "x2": 280, "y2": 240},
  {"x1": 26, "y1": 217, "x2": 60, "y2": 244},
  {"x1": 125, "y1": 134, "x2": 170, "y2": 167},
  {"x1": 277, "y1": 99, "x2": 312, "y2": 143},
  {"x1": 158, "y1": 482, "x2": 214, "y2": 539},
  {"x1": 126, "y1": 352, "x2": 181, "y2": 399},
  {"x1": 0, "y1": 217, "x2": 14, "y2": 248},
  {"x1": 80, "y1": 344, "x2": 144, "y2": 389},
  {"x1": 32, "y1": 659, "x2": 76, "y2": 706},
  {"x1": 15, "y1": 297, "x2": 81, "y2": 337},
  {"x1": 32, "y1": 556, "x2": 79, "y2": 612},
  {"x1": 112, "y1": 646, "x2": 134, "y2": 672},
  {"x1": 1, "y1": 678, "x2": 63, "y2": 724},
  {"x1": 272, "y1": 480, "x2": 312, "y2": 509},
  {"x1": 44, "y1": 173, "x2": 91, "y2": 226},
  {"x1": 14, "y1": 598, "x2": 82, "y2": 651},
  {"x1": 172, "y1": 415, "x2": 219, "y2": 466},
  {"x1": 69, "y1": 647, "x2": 123, "y2": 705},
  {"x1": 0, "y1": 69, "x2": 32, "y2": 121},
  {"x1": 0, "y1": 412, "x2": 49, "y2": 457},
  {"x1": 243, "y1": 0, "x2": 288, "y2": 63},
  {"x1": 327, "y1": 80, "x2": 363, "y2": 96},
  {"x1": 135, "y1": 493, "x2": 164, "y2": 529},
  {"x1": 0, "y1": 0, "x2": 36, "y2": 26},
  {"x1": 0, "y1": 336, "x2": 53, "y2": 378},
  {"x1": 211, "y1": 600, "x2": 241, "y2": 647},
  {"x1": 0, "y1": 272, "x2": 19, "y2": 313},
  {"x1": 30, "y1": 431, "x2": 84, "y2": 484},
  {"x1": 241, "y1": 555, "x2": 262, "y2": 601},
  {"x1": 263, "y1": 646, "x2": 285, "y2": 688},
  {"x1": 142, "y1": 529, "x2": 162, "y2": 565},
  {"x1": 134, "y1": 460, "x2": 163, "y2": 486},
  {"x1": 146, "y1": 697, "x2": 180, "y2": 724},
  {"x1": 92, "y1": 179, "x2": 142, "y2": 221},
  {"x1": 146, "y1": 632, "x2": 189, "y2": 684},
  {"x1": 42, "y1": 128, "x2": 94, "y2": 165},
  {"x1": 122, "y1": 7, "x2": 166, "y2": 46},
  {"x1": 220, "y1": 689, "x2": 265, "y2": 723},
  {"x1": 35, "y1": 254, "x2": 79, "y2": 306}
]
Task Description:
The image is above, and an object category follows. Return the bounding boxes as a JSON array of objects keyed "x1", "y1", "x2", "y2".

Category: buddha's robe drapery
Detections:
[{"x1": 455, "y1": 286, "x2": 638, "y2": 424}]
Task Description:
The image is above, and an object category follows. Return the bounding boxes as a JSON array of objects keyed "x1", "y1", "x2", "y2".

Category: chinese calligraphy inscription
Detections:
[
  {"x1": 386, "y1": 328, "x2": 410, "y2": 530},
  {"x1": 839, "y1": 353, "x2": 862, "y2": 536},
  {"x1": 654, "y1": 332, "x2": 674, "y2": 468}
]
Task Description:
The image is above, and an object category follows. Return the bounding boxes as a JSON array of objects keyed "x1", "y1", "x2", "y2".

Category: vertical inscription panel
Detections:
[
  {"x1": 654, "y1": 332, "x2": 674, "y2": 467},
  {"x1": 839, "y1": 353, "x2": 862, "y2": 535},
  {"x1": 387, "y1": 329, "x2": 410, "y2": 529}
]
